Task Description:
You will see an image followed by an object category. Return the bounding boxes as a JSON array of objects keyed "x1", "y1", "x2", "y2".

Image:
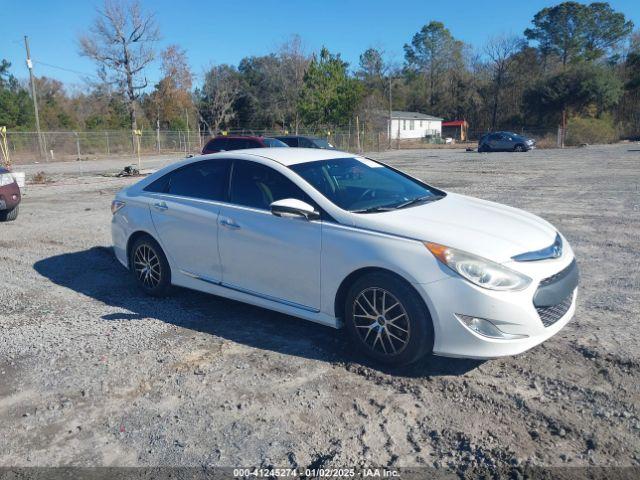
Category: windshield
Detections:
[
  {"x1": 263, "y1": 138, "x2": 289, "y2": 147},
  {"x1": 290, "y1": 157, "x2": 444, "y2": 213}
]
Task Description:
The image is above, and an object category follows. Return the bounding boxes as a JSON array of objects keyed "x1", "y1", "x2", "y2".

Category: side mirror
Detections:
[{"x1": 270, "y1": 198, "x2": 320, "y2": 221}]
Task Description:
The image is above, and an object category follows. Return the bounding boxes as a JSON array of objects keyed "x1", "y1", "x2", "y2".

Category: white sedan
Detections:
[{"x1": 111, "y1": 148, "x2": 578, "y2": 365}]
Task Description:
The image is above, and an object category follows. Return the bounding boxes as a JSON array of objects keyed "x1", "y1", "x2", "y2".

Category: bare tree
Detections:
[
  {"x1": 79, "y1": 0, "x2": 160, "y2": 131},
  {"x1": 278, "y1": 35, "x2": 310, "y2": 133},
  {"x1": 485, "y1": 35, "x2": 523, "y2": 130},
  {"x1": 198, "y1": 65, "x2": 242, "y2": 135}
]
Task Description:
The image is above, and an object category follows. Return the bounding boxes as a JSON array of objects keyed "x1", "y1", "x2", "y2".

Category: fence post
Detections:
[
  {"x1": 105, "y1": 131, "x2": 110, "y2": 156},
  {"x1": 75, "y1": 132, "x2": 81, "y2": 160},
  {"x1": 557, "y1": 126, "x2": 563, "y2": 148}
]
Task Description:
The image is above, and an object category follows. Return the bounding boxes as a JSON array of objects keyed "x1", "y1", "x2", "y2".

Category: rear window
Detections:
[
  {"x1": 263, "y1": 138, "x2": 289, "y2": 148},
  {"x1": 311, "y1": 138, "x2": 334, "y2": 149},
  {"x1": 276, "y1": 137, "x2": 298, "y2": 147}
]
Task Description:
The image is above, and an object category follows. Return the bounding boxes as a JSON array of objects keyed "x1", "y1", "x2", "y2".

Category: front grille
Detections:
[
  {"x1": 539, "y1": 259, "x2": 576, "y2": 287},
  {"x1": 536, "y1": 293, "x2": 574, "y2": 327}
]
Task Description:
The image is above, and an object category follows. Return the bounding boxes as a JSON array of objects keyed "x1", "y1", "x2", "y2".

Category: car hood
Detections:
[{"x1": 351, "y1": 192, "x2": 557, "y2": 263}]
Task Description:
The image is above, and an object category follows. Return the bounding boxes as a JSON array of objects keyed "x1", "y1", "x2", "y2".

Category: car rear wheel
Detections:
[
  {"x1": 0, "y1": 205, "x2": 19, "y2": 222},
  {"x1": 514, "y1": 144, "x2": 525, "y2": 152},
  {"x1": 344, "y1": 272, "x2": 434, "y2": 366},
  {"x1": 130, "y1": 236, "x2": 171, "y2": 297}
]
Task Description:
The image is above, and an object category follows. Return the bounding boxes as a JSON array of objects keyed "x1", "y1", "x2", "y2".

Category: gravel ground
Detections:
[{"x1": 1, "y1": 144, "x2": 639, "y2": 475}]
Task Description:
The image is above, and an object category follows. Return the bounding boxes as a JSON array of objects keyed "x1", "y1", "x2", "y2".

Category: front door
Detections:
[{"x1": 217, "y1": 159, "x2": 322, "y2": 311}]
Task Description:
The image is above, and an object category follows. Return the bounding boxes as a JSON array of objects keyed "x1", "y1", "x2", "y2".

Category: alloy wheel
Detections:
[
  {"x1": 352, "y1": 287, "x2": 411, "y2": 355},
  {"x1": 133, "y1": 244, "x2": 161, "y2": 289}
]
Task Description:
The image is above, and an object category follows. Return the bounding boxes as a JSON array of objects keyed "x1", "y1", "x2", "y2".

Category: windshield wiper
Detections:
[
  {"x1": 392, "y1": 194, "x2": 442, "y2": 209},
  {"x1": 351, "y1": 205, "x2": 397, "y2": 214}
]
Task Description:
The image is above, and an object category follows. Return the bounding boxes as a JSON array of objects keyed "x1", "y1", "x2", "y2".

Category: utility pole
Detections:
[
  {"x1": 156, "y1": 104, "x2": 161, "y2": 153},
  {"x1": 185, "y1": 108, "x2": 190, "y2": 154},
  {"x1": 388, "y1": 76, "x2": 393, "y2": 149},
  {"x1": 24, "y1": 36, "x2": 46, "y2": 160}
]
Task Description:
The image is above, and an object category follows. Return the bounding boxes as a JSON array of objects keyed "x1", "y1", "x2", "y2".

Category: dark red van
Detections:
[
  {"x1": 0, "y1": 166, "x2": 21, "y2": 222},
  {"x1": 202, "y1": 136, "x2": 288, "y2": 154}
]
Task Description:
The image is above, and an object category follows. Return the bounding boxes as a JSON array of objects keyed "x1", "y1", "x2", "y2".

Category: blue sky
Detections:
[{"x1": 2, "y1": 0, "x2": 639, "y2": 90}]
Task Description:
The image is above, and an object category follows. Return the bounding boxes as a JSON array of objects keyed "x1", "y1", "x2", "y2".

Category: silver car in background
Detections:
[{"x1": 478, "y1": 132, "x2": 536, "y2": 152}]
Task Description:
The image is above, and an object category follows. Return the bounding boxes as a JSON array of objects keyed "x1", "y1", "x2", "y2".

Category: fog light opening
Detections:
[{"x1": 455, "y1": 314, "x2": 528, "y2": 340}]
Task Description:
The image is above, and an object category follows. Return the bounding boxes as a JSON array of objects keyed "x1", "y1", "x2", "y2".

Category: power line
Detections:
[{"x1": 32, "y1": 60, "x2": 100, "y2": 80}]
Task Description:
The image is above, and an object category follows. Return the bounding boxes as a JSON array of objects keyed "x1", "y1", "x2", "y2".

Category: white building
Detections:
[{"x1": 387, "y1": 111, "x2": 443, "y2": 140}]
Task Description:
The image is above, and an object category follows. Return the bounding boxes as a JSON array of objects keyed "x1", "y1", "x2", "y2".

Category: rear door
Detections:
[{"x1": 148, "y1": 159, "x2": 231, "y2": 281}]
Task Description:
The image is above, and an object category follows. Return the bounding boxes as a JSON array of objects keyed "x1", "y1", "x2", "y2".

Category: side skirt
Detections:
[{"x1": 175, "y1": 269, "x2": 342, "y2": 329}]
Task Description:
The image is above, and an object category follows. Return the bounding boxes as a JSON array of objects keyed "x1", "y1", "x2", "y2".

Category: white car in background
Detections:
[{"x1": 111, "y1": 148, "x2": 578, "y2": 366}]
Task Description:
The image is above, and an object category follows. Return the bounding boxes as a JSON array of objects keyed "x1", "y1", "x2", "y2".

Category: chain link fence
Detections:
[
  {"x1": 5, "y1": 130, "x2": 204, "y2": 163},
  {"x1": 3, "y1": 126, "x2": 574, "y2": 165}
]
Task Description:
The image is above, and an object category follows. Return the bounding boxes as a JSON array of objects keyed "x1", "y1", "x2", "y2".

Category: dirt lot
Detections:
[{"x1": 1, "y1": 144, "x2": 639, "y2": 475}]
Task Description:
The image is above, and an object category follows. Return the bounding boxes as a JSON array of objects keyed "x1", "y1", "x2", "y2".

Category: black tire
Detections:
[
  {"x1": 129, "y1": 235, "x2": 171, "y2": 297},
  {"x1": 479, "y1": 144, "x2": 490, "y2": 153},
  {"x1": 344, "y1": 272, "x2": 434, "y2": 366},
  {"x1": 514, "y1": 144, "x2": 525, "y2": 152},
  {"x1": 0, "y1": 205, "x2": 19, "y2": 222}
]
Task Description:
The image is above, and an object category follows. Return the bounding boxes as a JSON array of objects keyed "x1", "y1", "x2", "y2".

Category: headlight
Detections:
[
  {"x1": 0, "y1": 173, "x2": 15, "y2": 186},
  {"x1": 425, "y1": 242, "x2": 531, "y2": 291},
  {"x1": 111, "y1": 200, "x2": 126, "y2": 215}
]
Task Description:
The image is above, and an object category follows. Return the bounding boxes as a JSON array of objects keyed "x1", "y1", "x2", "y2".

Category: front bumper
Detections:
[{"x1": 417, "y1": 255, "x2": 577, "y2": 359}]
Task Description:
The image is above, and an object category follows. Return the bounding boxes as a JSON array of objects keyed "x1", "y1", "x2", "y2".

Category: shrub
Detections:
[{"x1": 566, "y1": 116, "x2": 617, "y2": 146}]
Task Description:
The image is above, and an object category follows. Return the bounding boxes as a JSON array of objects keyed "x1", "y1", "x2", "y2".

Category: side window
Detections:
[
  {"x1": 165, "y1": 160, "x2": 231, "y2": 201},
  {"x1": 228, "y1": 138, "x2": 259, "y2": 150},
  {"x1": 144, "y1": 174, "x2": 170, "y2": 193},
  {"x1": 225, "y1": 139, "x2": 241, "y2": 150},
  {"x1": 489, "y1": 133, "x2": 501, "y2": 141},
  {"x1": 205, "y1": 138, "x2": 227, "y2": 152},
  {"x1": 229, "y1": 160, "x2": 312, "y2": 210}
]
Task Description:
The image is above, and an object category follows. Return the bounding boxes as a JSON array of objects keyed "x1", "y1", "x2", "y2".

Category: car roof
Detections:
[
  {"x1": 275, "y1": 135, "x2": 321, "y2": 140},
  {"x1": 199, "y1": 147, "x2": 355, "y2": 166},
  {"x1": 211, "y1": 135, "x2": 263, "y2": 140}
]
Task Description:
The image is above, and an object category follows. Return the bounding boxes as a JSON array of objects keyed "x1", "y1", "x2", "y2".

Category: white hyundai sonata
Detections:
[{"x1": 111, "y1": 148, "x2": 578, "y2": 365}]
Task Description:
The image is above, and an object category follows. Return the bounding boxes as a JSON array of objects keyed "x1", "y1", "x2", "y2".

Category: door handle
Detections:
[
  {"x1": 153, "y1": 201, "x2": 168, "y2": 211},
  {"x1": 220, "y1": 218, "x2": 240, "y2": 229}
]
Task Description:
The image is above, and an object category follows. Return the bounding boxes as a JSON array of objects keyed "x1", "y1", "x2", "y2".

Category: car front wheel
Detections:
[
  {"x1": 345, "y1": 272, "x2": 434, "y2": 366},
  {"x1": 514, "y1": 144, "x2": 525, "y2": 152},
  {"x1": 130, "y1": 236, "x2": 171, "y2": 297}
]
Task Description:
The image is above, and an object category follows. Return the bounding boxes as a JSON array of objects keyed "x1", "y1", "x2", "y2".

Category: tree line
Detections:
[{"x1": 1, "y1": 0, "x2": 639, "y2": 141}]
